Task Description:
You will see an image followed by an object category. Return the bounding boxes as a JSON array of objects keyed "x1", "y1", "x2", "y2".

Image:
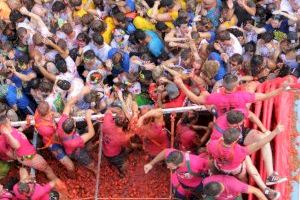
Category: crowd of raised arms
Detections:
[{"x1": 0, "y1": 0, "x2": 299, "y2": 199}]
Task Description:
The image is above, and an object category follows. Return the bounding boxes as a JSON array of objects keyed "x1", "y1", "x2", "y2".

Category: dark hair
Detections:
[
  {"x1": 226, "y1": 110, "x2": 245, "y2": 125},
  {"x1": 160, "y1": 0, "x2": 173, "y2": 7},
  {"x1": 17, "y1": 182, "x2": 30, "y2": 194},
  {"x1": 17, "y1": 27, "x2": 27, "y2": 38},
  {"x1": 52, "y1": 1, "x2": 66, "y2": 12},
  {"x1": 203, "y1": 182, "x2": 222, "y2": 197},
  {"x1": 216, "y1": 31, "x2": 231, "y2": 41},
  {"x1": 84, "y1": 50, "x2": 96, "y2": 60},
  {"x1": 223, "y1": 128, "x2": 240, "y2": 145},
  {"x1": 17, "y1": 53, "x2": 30, "y2": 65},
  {"x1": 70, "y1": 0, "x2": 82, "y2": 7},
  {"x1": 9, "y1": 10, "x2": 24, "y2": 23},
  {"x1": 173, "y1": 17, "x2": 187, "y2": 27},
  {"x1": 228, "y1": 28, "x2": 243, "y2": 38},
  {"x1": 33, "y1": 33, "x2": 43, "y2": 46},
  {"x1": 244, "y1": 42, "x2": 256, "y2": 53},
  {"x1": 23, "y1": 0, "x2": 35, "y2": 10},
  {"x1": 92, "y1": 33, "x2": 104, "y2": 46},
  {"x1": 55, "y1": 59, "x2": 68, "y2": 73},
  {"x1": 91, "y1": 20, "x2": 106, "y2": 32},
  {"x1": 57, "y1": 39, "x2": 67, "y2": 50},
  {"x1": 62, "y1": 23, "x2": 73, "y2": 35},
  {"x1": 223, "y1": 74, "x2": 238, "y2": 90},
  {"x1": 113, "y1": 12, "x2": 126, "y2": 24},
  {"x1": 134, "y1": 30, "x2": 146, "y2": 42},
  {"x1": 39, "y1": 81, "x2": 53, "y2": 93},
  {"x1": 250, "y1": 55, "x2": 264, "y2": 76},
  {"x1": 155, "y1": 22, "x2": 168, "y2": 32},
  {"x1": 57, "y1": 80, "x2": 71, "y2": 91},
  {"x1": 81, "y1": 13, "x2": 94, "y2": 26},
  {"x1": 229, "y1": 54, "x2": 243, "y2": 64},
  {"x1": 37, "y1": 101, "x2": 50, "y2": 116},
  {"x1": 62, "y1": 118, "x2": 75, "y2": 134},
  {"x1": 261, "y1": 31, "x2": 274, "y2": 43},
  {"x1": 166, "y1": 151, "x2": 183, "y2": 165},
  {"x1": 77, "y1": 32, "x2": 90, "y2": 43},
  {"x1": 28, "y1": 79, "x2": 40, "y2": 90},
  {"x1": 112, "y1": 52, "x2": 122, "y2": 65}
]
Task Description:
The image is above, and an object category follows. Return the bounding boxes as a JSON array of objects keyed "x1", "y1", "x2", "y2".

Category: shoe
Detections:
[
  {"x1": 264, "y1": 187, "x2": 280, "y2": 200},
  {"x1": 266, "y1": 172, "x2": 288, "y2": 186}
]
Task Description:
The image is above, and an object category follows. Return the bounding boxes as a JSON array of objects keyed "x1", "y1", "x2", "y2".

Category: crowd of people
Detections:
[{"x1": 0, "y1": 0, "x2": 299, "y2": 199}]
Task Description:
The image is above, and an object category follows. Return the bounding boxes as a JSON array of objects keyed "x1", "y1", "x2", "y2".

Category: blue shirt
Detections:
[
  {"x1": 126, "y1": 0, "x2": 135, "y2": 12},
  {"x1": 264, "y1": 19, "x2": 289, "y2": 34},
  {"x1": 6, "y1": 85, "x2": 29, "y2": 109},
  {"x1": 10, "y1": 68, "x2": 34, "y2": 88},
  {"x1": 206, "y1": 0, "x2": 222, "y2": 28},
  {"x1": 108, "y1": 48, "x2": 130, "y2": 76},
  {"x1": 208, "y1": 52, "x2": 227, "y2": 81},
  {"x1": 145, "y1": 31, "x2": 165, "y2": 58}
]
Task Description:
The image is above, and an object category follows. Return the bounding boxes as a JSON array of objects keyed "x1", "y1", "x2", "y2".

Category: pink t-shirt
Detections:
[
  {"x1": 57, "y1": 114, "x2": 84, "y2": 155},
  {"x1": 165, "y1": 148, "x2": 209, "y2": 188},
  {"x1": 0, "y1": 135, "x2": 12, "y2": 161},
  {"x1": 5, "y1": 129, "x2": 36, "y2": 157},
  {"x1": 13, "y1": 183, "x2": 52, "y2": 200},
  {"x1": 0, "y1": 190, "x2": 13, "y2": 200},
  {"x1": 142, "y1": 123, "x2": 169, "y2": 156},
  {"x1": 176, "y1": 123, "x2": 197, "y2": 151},
  {"x1": 210, "y1": 109, "x2": 249, "y2": 140},
  {"x1": 204, "y1": 91, "x2": 255, "y2": 116},
  {"x1": 102, "y1": 112, "x2": 128, "y2": 157},
  {"x1": 203, "y1": 175, "x2": 248, "y2": 200},
  {"x1": 207, "y1": 140, "x2": 249, "y2": 170}
]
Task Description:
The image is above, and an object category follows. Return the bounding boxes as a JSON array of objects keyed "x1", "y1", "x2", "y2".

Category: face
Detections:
[
  {"x1": 166, "y1": 162, "x2": 178, "y2": 170},
  {"x1": 228, "y1": 121, "x2": 243, "y2": 129},
  {"x1": 229, "y1": 61, "x2": 241, "y2": 73},
  {"x1": 179, "y1": 24, "x2": 189, "y2": 34},
  {"x1": 270, "y1": 19, "x2": 280, "y2": 28}
]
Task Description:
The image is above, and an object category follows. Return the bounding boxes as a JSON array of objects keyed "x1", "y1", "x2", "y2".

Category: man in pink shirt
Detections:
[
  {"x1": 144, "y1": 148, "x2": 210, "y2": 199},
  {"x1": 57, "y1": 97, "x2": 97, "y2": 174},
  {"x1": 102, "y1": 107, "x2": 134, "y2": 177},
  {"x1": 173, "y1": 74, "x2": 290, "y2": 116},
  {"x1": 211, "y1": 109, "x2": 287, "y2": 186},
  {"x1": 207, "y1": 126, "x2": 284, "y2": 200},
  {"x1": 202, "y1": 175, "x2": 267, "y2": 200}
]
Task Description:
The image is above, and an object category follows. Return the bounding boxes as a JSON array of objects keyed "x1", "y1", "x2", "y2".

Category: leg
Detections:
[
  {"x1": 71, "y1": 148, "x2": 97, "y2": 174},
  {"x1": 49, "y1": 144, "x2": 75, "y2": 171},
  {"x1": 235, "y1": 162, "x2": 248, "y2": 183}
]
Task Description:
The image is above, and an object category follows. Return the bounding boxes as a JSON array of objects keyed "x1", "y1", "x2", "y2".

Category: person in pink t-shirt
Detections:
[
  {"x1": 211, "y1": 109, "x2": 287, "y2": 186},
  {"x1": 207, "y1": 126, "x2": 284, "y2": 200},
  {"x1": 175, "y1": 111, "x2": 211, "y2": 153},
  {"x1": 102, "y1": 107, "x2": 134, "y2": 177},
  {"x1": 173, "y1": 74, "x2": 290, "y2": 116},
  {"x1": 13, "y1": 168, "x2": 61, "y2": 200},
  {"x1": 0, "y1": 184, "x2": 13, "y2": 200},
  {"x1": 0, "y1": 115, "x2": 57, "y2": 181},
  {"x1": 202, "y1": 175, "x2": 267, "y2": 200},
  {"x1": 57, "y1": 96, "x2": 97, "y2": 174},
  {"x1": 0, "y1": 135, "x2": 15, "y2": 161},
  {"x1": 137, "y1": 108, "x2": 169, "y2": 157},
  {"x1": 144, "y1": 148, "x2": 210, "y2": 199}
]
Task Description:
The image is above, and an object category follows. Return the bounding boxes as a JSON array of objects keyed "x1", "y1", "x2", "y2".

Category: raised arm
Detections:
[
  {"x1": 254, "y1": 82, "x2": 289, "y2": 101},
  {"x1": 42, "y1": 38, "x2": 69, "y2": 59},
  {"x1": 246, "y1": 124, "x2": 284, "y2": 154},
  {"x1": 144, "y1": 149, "x2": 166, "y2": 173},
  {"x1": 137, "y1": 108, "x2": 163, "y2": 127},
  {"x1": 81, "y1": 110, "x2": 95, "y2": 143},
  {"x1": 36, "y1": 61, "x2": 56, "y2": 82},
  {"x1": 62, "y1": 95, "x2": 80, "y2": 116}
]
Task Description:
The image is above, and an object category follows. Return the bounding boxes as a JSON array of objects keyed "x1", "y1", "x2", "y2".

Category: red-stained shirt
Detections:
[
  {"x1": 176, "y1": 123, "x2": 197, "y2": 152},
  {"x1": 203, "y1": 175, "x2": 248, "y2": 200},
  {"x1": 165, "y1": 148, "x2": 209, "y2": 188},
  {"x1": 0, "y1": 135, "x2": 12, "y2": 161},
  {"x1": 34, "y1": 111, "x2": 56, "y2": 145},
  {"x1": 57, "y1": 114, "x2": 84, "y2": 155},
  {"x1": 102, "y1": 112, "x2": 128, "y2": 157},
  {"x1": 13, "y1": 183, "x2": 52, "y2": 200},
  {"x1": 204, "y1": 91, "x2": 255, "y2": 116},
  {"x1": 207, "y1": 139, "x2": 249, "y2": 171}
]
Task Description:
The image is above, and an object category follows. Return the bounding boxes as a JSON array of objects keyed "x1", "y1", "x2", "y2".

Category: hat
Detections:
[
  {"x1": 113, "y1": 29, "x2": 125, "y2": 38},
  {"x1": 166, "y1": 83, "x2": 179, "y2": 99}
]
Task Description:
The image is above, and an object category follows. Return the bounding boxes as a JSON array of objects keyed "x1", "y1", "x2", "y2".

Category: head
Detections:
[
  {"x1": 155, "y1": 22, "x2": 169, "y2": 33},
  {"x1": 203, "y1": 182, "x2": 223, "y2": 198},
  {"x1": 270, "y1": 15, "x2": 281, "y2": 28},
  {"x1": 81, "y1": 13, "x2": 94, "y2": 26},
  {"x1": 92, "y1": 33, "x2": 104, "y2": 47},
  {"x1": 113, "y1": 12, "x2": 126, "y2": 26},
  {"x1": 160, "y1": 0, "x2": 174, "y2": 10},
  {"x1": 76, "y1": 32, "x2": 90, "y2": 47},
  {"x1": 61, "y1": 23, "x2": 73, "y2": 35},
  {"x1": 174, "y1": 17, "x2": 188, "y2": 34},
  {"x1": 182, "y1": 111, "x2": 199, "y2": 124},
  {"x1": 32, "y1": 33, "x2": 43, "y2": 46},
  {"x1": 244, "y1": 42, "x2": 256, "y2": 55},
  {"x1": 52, "y1": 1, "x2": 66, "y2": 12},
  {"x1": 16, "y1": 53, "x2": 30, "y2": 70},
  {"x1": 180, "y1": 49, "x2": 192, "y2": 67},
  {"x1": 17, "y1": 27, "x2": 29, "y2": 42},
  {"x1": 226, "y1": 110, "x2": 244, "y2": 127},
  {"x1": 261, "y1": 31, "x2": 274, "y2": 44},
  {"x1": 9, "y1": 10, "x2": 24, "y2": 23},
  {"x1": 112, "y1": 52, "x2": 123, "y2": 66},
  {"x1": 134, "y1": 29, "x2": 147, "y2": 44},
  {"x1": 165, "y1": 83, "x2": 180, "y2": 100},
  {"x1": 216, "y1": 31, "x2": 231, "y2": 46},
  {"x1": 222, "y1": 74, "x2": 239, "y2": 91},
  {"x1": 228, "y1": 54, "x2": 243, "y2": 73},
  {"x1": 89, "y1": 71, "x2": 103, "y2": 84},
  {"x1": 114, "y1": 109, "x2": 128, "y2": 128},
  {"x1": 17, "y1": 182, "x2": 30, "y2": 195},
  {"x1": 250, "y1": 55, "x2": 264, "y2": 76},
  {"x1": 83, "y1": 50, "x2": 96, "y2": 65},
  {"x1": 91, "y1": 20, "x2": 107, "y2": 33},
  {"x1": 202, "y1": 60, "x2": 220, "y2": 79},
  {"x1": 113, "y1": 29, "x2": 126, "y2": 43},
  {"x1": 39, "y1": 81, "x2": 53, "y2": 98},
  {"x1": 62, "y1": 118, "x2": 76, "y2": 134},
  {"x1": 56, "y1": 79, "x2": 71, "y2": 91},
  {"x1": 202, "y1": 0, "x2": 217, "y2": 10},
  {"x1": 196, "y1": 17, "x2": 213, "y2": 32},
  {"x1": 70, "y1": 0, "x2": 82, "y2": 10},
  {"x1": 37, "y1": 101, "x2": 50, "y2": 117},
  {"x1": 223, "y1": 128, "x2": 240, "y2": 145},
  {"x1": 166, "y1": 150, "x2": 184, "y2": 170},
  {"x1": 55, "y1": 58, "x2": 68, "y2": 73},
  {"x1": 280, "y1": 39, "x2": 290, "y2": 53}
]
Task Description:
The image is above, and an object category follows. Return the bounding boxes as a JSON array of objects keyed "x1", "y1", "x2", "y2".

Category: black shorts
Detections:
[
  {"x1": 70, "y1": 148, "x2": 92, "y2": 166},
  {"x1": 238, "y1": 127, "x2": 251, "y2": 145},
  {"x1": 106, "y1": 149, "x2": 127, "y2": 169}
]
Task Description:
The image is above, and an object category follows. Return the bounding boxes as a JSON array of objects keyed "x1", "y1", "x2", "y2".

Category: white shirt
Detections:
[
  {"x1": 83, "y1": 42, "x2": 112, "y2": 62},
  {"x1": 224, "y1": 33, "x2": 243, "y2": 57}
]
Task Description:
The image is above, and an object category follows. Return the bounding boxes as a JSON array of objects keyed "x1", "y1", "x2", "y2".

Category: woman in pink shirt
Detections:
[{"x1": 144, "y1": 148, "x2": 210, "y2": 199}]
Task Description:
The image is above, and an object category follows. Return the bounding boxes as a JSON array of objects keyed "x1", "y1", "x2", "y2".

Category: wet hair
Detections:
[
  {"x1": 62, "y1": 118, "x2": 75, "y2": 134},
  {"x1": 81, "y1": 13, "x2": 94, "y2": 26},
  {"x1": 17, "y1": 53, "x2": 30, "y2": 65},
  {"x1": 155, "y1": 22, "x2": 168, "y2": 32},
  {"x1": 261, "y1": 31, "x2": 274, "y2": 43},
  {"x1": 173, "y1": 17, "x2": 187, "y2": 27},
  {"x1": 181, "y1": 112, "x2": 199, "y2": 124},
  {"x1": 112, "y1": 52, "x2": 122, "y2": 65},
  {"x1": 70, "y1": 0, "x2": 82, "y2": 7},
  {"x1": 160, "y1": 0, "x2": 173, "y2": 7},
  {"x1": 134, "y1": 29, "x2": 146, "y2": 42},
  {"x1": 91, "y1": 20, "x2": 106, "y2": 32},
  {"x1": 28, "y1": 79, "x2": 40, "y2": 90},
  {"x1": 62, "y1": 23, "x2": 73, "y2": 35},
  {"x1": 17, "y1": 27, "x2": 27, "y2": 38},
  {"x1": 223, "y1": 128, "x2": 240, "y2": 145},
  {"x1": 83, "y1": 50, "x2": 96, "y2": 60},
  {"x1": 92, "y1": 33, "x2": 104, "y2": 46},
  {"x1": 228, "y1": 28, "x2": 243, "y2": 39},
  {"x1": 216, "y1": 31, "x2": 231, "y2": 41},
  {"x1": 203, "y1": 182, "x2": 222, "y2": 197},
  {"x1": 113, "y1": 12, "x2": 126, "y2": 24},
  {"x1": 57, "y1": 39, "x2": 67, "y2": 50},
  {"x1": 57, "y1": 80, "x2": 71, "y2": 91},
  {"x1": 33, "y1": 33, "x2": 43, "y2": 46},
  {"x1": 55, "y1": 58, "x2": 68, "y2": 73},
  {"x1": 77, "y1": 32, "x2": 90, "y2": 43},
  {"x1": 229, "y1": 54, "x2": 243, "y2": 64},
  {"x1": 226, "y1": 110, "x2": 245, "y2": 125},
  {"x1": 244, "y1": 42, "x2": 256, "y2": 53},
  {"x1": 223, "y1": 74, "x2": 238, "y2": 91},
  {"x1": 17, "y1": 182, "x2": 30, "y2": 194},
  {"x1": 37, "y1": 101, "x2": 50, "y2": 116},
  {"x1": 52, "y1": 1, "x2": 66, "y2": 12},
  {"x1": 9, "y1": 10, "x2": 24, "y2": 23},
  {"x1": 250, "y1": 55, "x2": 264, "y2": 76},
  {"x1": 39, "y1": 81, "x2": 53, "y2": 93},
  {"x1": 166, "y1": 151, "x2": 183, "y2": 165}
]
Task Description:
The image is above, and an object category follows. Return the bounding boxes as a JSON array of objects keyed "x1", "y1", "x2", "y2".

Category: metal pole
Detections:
[
  {"x1": 30, "y1": 130, "x2": 38, "y2": 178},
  {"x1": 94, "y1": 122, "x2": 103, "y2": 200}
]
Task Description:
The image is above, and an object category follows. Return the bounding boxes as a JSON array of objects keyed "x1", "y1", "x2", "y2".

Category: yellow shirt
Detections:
[
  {"x1": 102, "y1": 17, "x2": 115, "y2": 44},
  {"x1": 0, "y1": 1, "x2": 11, "y2": 21},
  {"x1": 73, "y1": 0, "x2": 95, "y2": 18},
  {"x1": 133, "y1": 16, "x2": 156, "y2": 31}
]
